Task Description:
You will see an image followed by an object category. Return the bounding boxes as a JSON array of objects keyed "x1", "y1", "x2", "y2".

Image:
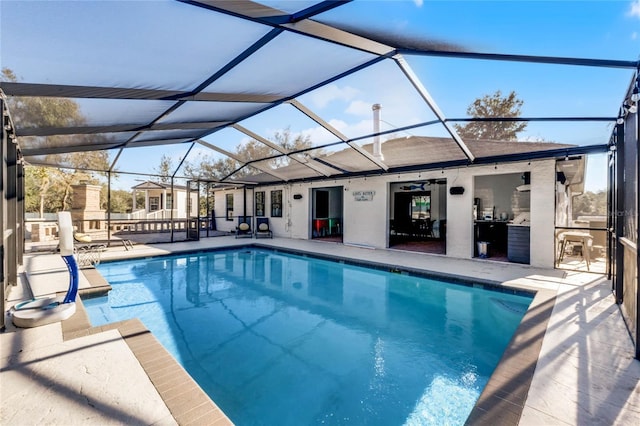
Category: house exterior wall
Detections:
[
  {"x1": 137, "y1": 188, "x2": 189, "y2": 217},
  {"x1": 214, "y1": 188, "x2": 257, "y2": 232},
  {"x1": 342, "y1": 177, "x2": 387, "y2": 249},
  {"x1": 529, "y1": 160, "x2": 556, "y2": 267},
  {"x1": 445, "y1": 160, "x2": 555, "y2": 267},
  {"x1": 214, "y1": 159, "x2": 557, "y2": 268},
  {"x1": 175, "y1": 190, "x2": 186, "y2": 217}
]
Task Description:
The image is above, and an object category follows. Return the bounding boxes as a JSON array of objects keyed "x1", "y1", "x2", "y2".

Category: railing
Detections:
[
  {"x1": 108, "y1": 219, "x2": 188, "y2": 234},
  {"x1": 130, "y1": 209, "x2": 179, "y2": 220}
]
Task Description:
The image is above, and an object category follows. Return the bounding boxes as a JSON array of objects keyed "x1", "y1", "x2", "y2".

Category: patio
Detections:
[{"x1": 2, "y1": 237, "x2": 639, "y2": 425}]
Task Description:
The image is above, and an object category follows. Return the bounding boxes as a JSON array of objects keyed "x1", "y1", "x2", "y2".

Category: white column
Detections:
[
  {"x1": 163, "y1": 189, "x2": 167, "y2": 218},
  {"x1": 372, "y1": 103, "x2": 384, "y2": 161}
]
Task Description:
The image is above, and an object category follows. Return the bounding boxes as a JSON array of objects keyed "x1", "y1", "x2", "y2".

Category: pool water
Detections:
[{"x1": 86, "y1": 248, "x2": 532, "y2": 425}]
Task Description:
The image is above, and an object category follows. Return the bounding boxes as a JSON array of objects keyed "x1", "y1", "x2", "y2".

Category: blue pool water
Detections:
[{"x1": 86, "y1": 248, "x2": 532, "y2": 425}]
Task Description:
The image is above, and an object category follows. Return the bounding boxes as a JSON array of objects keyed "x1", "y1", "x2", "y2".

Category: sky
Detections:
[{"x1": 1, "y1": 0, "x2": 639, "y2": 191}]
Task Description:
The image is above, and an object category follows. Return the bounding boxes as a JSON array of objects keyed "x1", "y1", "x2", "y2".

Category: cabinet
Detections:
[
  {"x1": 507, "y1": 225, "x2": 530, "y2": 264},
  {"x1": 474, "y1": 221, "x2": 508, "y2": 257}
]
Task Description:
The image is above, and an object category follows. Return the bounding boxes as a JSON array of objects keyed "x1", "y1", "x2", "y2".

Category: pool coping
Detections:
[
  {"x1": 80, "y1": 243, "x2": 557, "y2": 425},
  {"x1": 465, "y1": 287, "x2": 556, "y2": 425}
]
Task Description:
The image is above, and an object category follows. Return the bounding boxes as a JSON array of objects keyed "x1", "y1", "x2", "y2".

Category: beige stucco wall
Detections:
[{"x1": 214, "y1": 158, "x2": 557, "y2": 268}]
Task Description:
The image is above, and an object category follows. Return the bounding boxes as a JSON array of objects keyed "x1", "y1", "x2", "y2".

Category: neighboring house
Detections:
[
  {"x1": 131, "y1": 181, "x2": 197, "y2": 219},
  {"x1": 211, "y1": 136, "x2": 587, "y2": 269}
]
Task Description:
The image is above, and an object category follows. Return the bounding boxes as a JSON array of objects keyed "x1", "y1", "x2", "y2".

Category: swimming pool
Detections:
[{"x1": 86, "y1": 247, "x2": 532, "y2": 425}]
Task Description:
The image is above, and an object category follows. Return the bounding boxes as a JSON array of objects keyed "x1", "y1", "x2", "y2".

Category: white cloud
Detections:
[
  {"x1": 299, "y1": 125, "x2": 340, "y2": 146},
  {"x1": 298, "y1": 119, "x2": 379, "y2": 146},
  {"x1": 308, "y1": 84, "x2": 359, "y2": 109},
  {"x1": 327, "y1": 119, "x2": 349, "y2": 134},
  {"x1": 629, "y1": 0, "x2": 640, "y2": 18},
  {"x1": 632, "y1": 31, "x2": 638, "y2": 40},
  {"x1": 346, "y1": 100, "x2": 374, "y2": 116},
  {"x1": 413, "y1": 0, "x2": 424, "y2": 7}
]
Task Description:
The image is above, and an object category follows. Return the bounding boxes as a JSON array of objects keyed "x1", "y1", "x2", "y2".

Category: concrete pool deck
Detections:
[{"x1": 2, "y1": 236, "x2": 639, "y2": 425}]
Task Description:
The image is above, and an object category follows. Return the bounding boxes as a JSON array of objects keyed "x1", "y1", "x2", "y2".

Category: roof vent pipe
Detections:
[{"x1": 372, "y1": 103, "x2": 384, "y2": 161}]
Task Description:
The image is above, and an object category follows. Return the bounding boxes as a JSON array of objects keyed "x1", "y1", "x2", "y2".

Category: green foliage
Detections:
[
  {"x1": 97, "y1": 186, "x2": 137, "y2": 213},
  {"x1": 183, "y1": 127, "x2": 312, "y2": 180},
  {"x1": 454, "y1": 90, "x2": 527, "y2": 141},
  {"x1": 154, "y1": 155, "x2": 174, "y2": 183},
  {"x1": 571, "y1": 190, "x2": 607, "y2": 219},
  {"x1": 4, "y1": 67, "x2": 110, "y2": 213}
]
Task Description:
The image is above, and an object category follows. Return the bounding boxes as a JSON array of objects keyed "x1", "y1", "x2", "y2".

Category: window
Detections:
[
  {"x1": 255, "y1": 191, "x2": 265, "y2": 217},
  {"x1": 226, "y1": 193, "x2": 234, "y2": 220},
  {"x1": 149, "y1": 196, "x2": 160, "y2": 212},
  {"x1": 271, "y1": 190, "x2": 282, "y2": 217},
  {"x1": 166, "y1": 194, "x2": 173, "y2": 210}
]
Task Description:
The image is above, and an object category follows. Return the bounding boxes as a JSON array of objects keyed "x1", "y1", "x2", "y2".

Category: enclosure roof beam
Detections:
[
  {"x1": 287, "y1": 99, "x2": 389, "y2": 171},
  {"x1": 22, "y1": 143, "x2": 120, "y2": 157},
  {"x1": 16, "y1": 121, "x2": 232, "y2": 137},
  {"x1": 393, "y1": 54, "x2": 475, "y2": 163},
  {"x1": 196, "y1": 139, "x2": 289, "y2": 182},
  {"x1": 109, "y1": 27, "x2": 284, "y2": 173},
  {"x1": 397, "y1": 49, "x2": 640, "y2": 69},
  {"x1": 231, "y1": 124, "x2": 331, "y2": 177},
  {"x1": 182, "y1": 1, "x2": 393, "y2": 55},
  {"x1": 172, "y1": 142, "x2": 197, "y2": 179},
  {"x1": 0, "y1": 82, "x2": 284, "y2": 103}
]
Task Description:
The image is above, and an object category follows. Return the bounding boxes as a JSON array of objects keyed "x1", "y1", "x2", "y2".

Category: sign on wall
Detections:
[{"x1": 352, "y1": 190, "x2": 375, "y2": 201}]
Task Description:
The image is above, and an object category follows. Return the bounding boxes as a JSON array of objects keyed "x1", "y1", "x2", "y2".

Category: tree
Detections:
[
  {"x1": 454, "y1": 90, "x2": 527, "y2": 141},
  {"x1": 101, "y1": 188, "x2": 136, "y2": 213},
  {"x1": 3, "y1": 68, "x2": 110, "y2": 213},
  {"x1": 184, "y1": 127, "x2": 313, "y2": 180},
  {"x1": 571, "y1": 190, "x2": 607, "y2": 220},
  {"x1": 154, "y1": 155, "x2": 174, "y2": 183}
]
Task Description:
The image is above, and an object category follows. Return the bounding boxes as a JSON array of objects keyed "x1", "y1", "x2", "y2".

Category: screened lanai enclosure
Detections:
[{"x1": 1, "y1": 1, "x2": 639, "y2": 354}]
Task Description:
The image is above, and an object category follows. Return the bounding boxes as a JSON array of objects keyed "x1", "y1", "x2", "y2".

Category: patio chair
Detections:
[
  {"x1": 235, "y1": 216, "x2": 253, "y2": 238},
  {"x1": 73, "y1": 232, "x2": 105, "y2": 250},
  {"x1": 72, "y1": 232, "x2": 107, "y2": 266},
  {"x1": 255, "y1": 217, "x2": 273, "y2": 239},
  {"x1": 73, "y1": 232, "x2": 92, "y2": 244}
]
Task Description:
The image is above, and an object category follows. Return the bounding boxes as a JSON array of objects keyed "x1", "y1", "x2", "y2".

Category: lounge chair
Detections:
[
  {"x1": 73, "y1": 232, "x2": 104, "y2": 250},
  {"x1": 74, "y1": 232, "x2": 93, "y2": 244},
  {"x1": 235, "y1": 216, "x2": 253, "y2": 238},
  {"x1": 255, "y1": 217, "x2": 273, "y2": 239},
  {"x1": 72, "y1": 232, "x2": 107, "y2": 266}
]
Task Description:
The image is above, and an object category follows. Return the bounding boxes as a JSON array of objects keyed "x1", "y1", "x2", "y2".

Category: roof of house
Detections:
[
  {"x1": 131, "y1": 181, "x2": 188, "y2": 191},
  {"x1": 240, "y1": 136, "x2": 577, "y2": 184}
]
